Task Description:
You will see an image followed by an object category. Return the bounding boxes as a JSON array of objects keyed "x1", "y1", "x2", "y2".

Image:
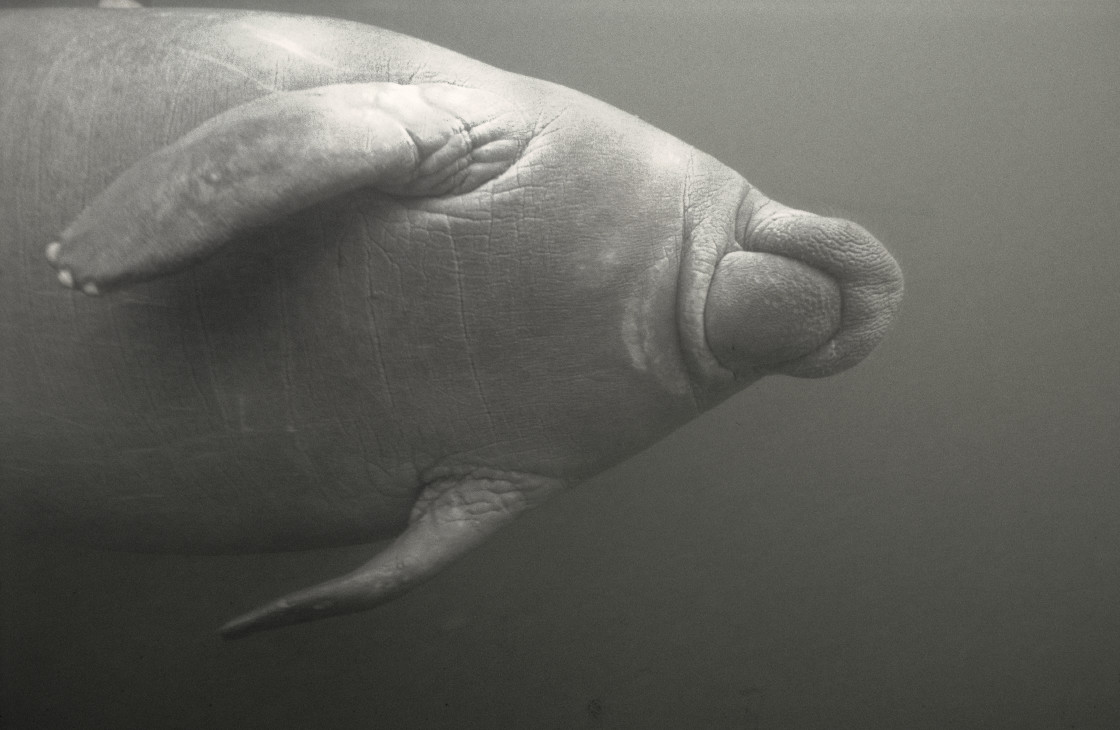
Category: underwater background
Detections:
[{"x1": 3, "y1": 1, "x2": 1118, "y2": 728}]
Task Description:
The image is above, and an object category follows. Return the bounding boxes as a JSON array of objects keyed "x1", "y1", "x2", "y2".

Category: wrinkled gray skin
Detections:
[{"x1": 0, "y1": 7, "x2": 902, "y2": 636}]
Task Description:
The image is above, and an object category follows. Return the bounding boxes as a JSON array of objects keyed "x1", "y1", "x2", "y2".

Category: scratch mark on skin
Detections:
[
  {"x1": 161, "y1": 51, "x2": 193, "y2": 148},
  {"x1": 190, "y1": 271, "x2": 230, "y2": 429},
  {"x1": 678, "y1": 150, "x2": 704, "y2": 415},
  {"x1": 446, "y1": 220, "x2": 497, "y2": 434},
  {"x1": 176, "y1": 48, "x2": 277, "y2": 93},
  {"x1": 361, "y1": 215, "x2": 398, "y2": 421},
  {"x1": 238, "y1": 24, "x2": 341, "y2": 71}
]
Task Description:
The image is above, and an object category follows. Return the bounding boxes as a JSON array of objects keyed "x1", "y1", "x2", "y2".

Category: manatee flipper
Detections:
[
  {"x1": 218, "y1": 471, "x2": 565, "y2": 639},
  {"x1": 46, "y1": 82, "x2": 529, "y2": 294}
]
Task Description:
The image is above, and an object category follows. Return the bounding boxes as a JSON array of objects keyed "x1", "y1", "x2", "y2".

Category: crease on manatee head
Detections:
[{"x1": 621, "y1": 249, "x2": 693, "y2": 398}]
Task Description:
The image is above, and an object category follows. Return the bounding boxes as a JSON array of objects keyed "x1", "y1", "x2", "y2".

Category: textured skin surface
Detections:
[
  {"x1": 0, "y1": 9, "x2": 902, "y2": 556},
  {"x1": 705, "y1": 251, "x2": 842, "y2": 371}
]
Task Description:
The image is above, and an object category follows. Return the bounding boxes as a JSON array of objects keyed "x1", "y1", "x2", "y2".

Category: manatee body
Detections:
[{"x1": 0, "y1": 8, "x2": 902, "y2": 636}]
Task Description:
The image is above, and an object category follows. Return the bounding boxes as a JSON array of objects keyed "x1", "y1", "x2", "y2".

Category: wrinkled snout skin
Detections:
[{"x1": 0, "y1": 9, "x2": 902, "y2": 555}]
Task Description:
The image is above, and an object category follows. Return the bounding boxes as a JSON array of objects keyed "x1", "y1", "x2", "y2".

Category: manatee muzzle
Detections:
[{"x1": 703, "y1": 209, "x2": 904, "y2": 379}]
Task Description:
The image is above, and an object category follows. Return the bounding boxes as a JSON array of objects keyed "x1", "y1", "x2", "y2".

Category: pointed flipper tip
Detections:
[
  {"x1": 218, "y1": 598, "x2": 313, "y2": 640},
  {"x1": 218, "y1": 613, "x2": 266, "y2": 640},
  {"x1": 217, "y1": 473, "x2": 565, "y2": 639}
]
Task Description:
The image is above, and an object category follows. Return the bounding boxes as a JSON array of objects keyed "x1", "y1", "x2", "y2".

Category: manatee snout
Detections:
[{"x1": 704, "y1": 209, "x2": 904, "y2": 378}]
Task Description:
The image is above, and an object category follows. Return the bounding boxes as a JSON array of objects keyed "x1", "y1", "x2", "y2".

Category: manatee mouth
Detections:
[
  {"x1": 700, "y1": 199, "x2": 904, "y2": 381},
  {"x1": 703, "y1": 251, "x2": 842, "y2": 376},
  {"x1": 675, "y1": 183, "x2": 903, "y2": 397}
]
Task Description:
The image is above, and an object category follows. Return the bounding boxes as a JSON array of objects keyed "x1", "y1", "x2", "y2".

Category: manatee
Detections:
[{"x1": 0, "y1": 7, "x2": 903, "y2": 637}]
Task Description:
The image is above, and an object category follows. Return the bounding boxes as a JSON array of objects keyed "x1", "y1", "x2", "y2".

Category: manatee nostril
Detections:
[{"x1": 703, "y1": 250, "x2": 841, "y2": 374}]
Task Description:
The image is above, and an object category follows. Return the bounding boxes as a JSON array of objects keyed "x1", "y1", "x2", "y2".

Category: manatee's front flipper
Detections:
[
  {"x1": 219, "y1": 471, "x2": 565, "y2": 639},
  {"x1": 46, "y1": 83, "x2": 529, "y2": 294}
]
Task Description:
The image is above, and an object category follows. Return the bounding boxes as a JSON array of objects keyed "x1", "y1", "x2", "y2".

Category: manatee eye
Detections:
[{"x1": 703, "y1": 251, "x2": 841, "y2": 374}]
